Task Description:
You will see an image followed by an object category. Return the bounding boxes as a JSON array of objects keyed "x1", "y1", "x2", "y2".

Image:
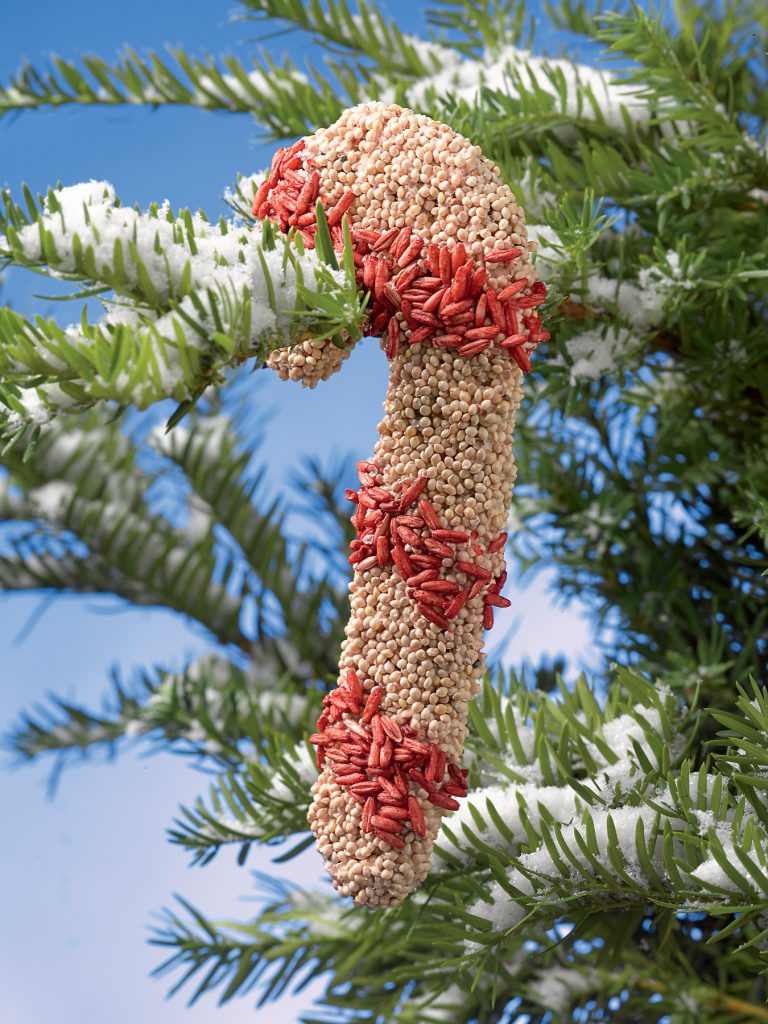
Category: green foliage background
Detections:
[{"x1": 1, "y1": 0, "x2": 767, "y2": 1020}]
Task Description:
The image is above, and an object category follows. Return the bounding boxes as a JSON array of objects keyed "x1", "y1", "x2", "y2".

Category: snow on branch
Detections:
[
  {"x1": 455, "y1": 678, "x2": 768, "y2": 952},
  {"x1": 170, "y1": 742, "x2": 317, "y2": 862},
  {"x1": 0, "y1": 180, "x2": 366, "y2": 445},
  {"x1": 373, "y1": 42, "x2": 669, "y2": 143}
]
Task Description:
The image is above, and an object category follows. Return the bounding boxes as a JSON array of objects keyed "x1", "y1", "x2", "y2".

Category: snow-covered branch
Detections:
[
  {"x1": 373, "y1": 43, "x2": 667, "y2": 143},
  {"x1": 0, "y1": 180, "x2": 366, "y2": 442}
]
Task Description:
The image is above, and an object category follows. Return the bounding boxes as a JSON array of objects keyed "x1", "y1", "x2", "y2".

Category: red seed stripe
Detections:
[
  {"x1": 254, "y1": 152, "x2": 546, "y2": 369},
  {"x1": 347, "y1": 466, "x2": 510, "y2": 636},
  {"x1": 310, "y1": 691, "x2": 470, "y2": 844}
]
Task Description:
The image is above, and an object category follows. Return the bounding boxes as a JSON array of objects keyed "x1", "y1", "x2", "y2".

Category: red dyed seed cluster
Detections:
[
  {"x1": 252, "y1": 141, "x2": 549, "y2": 371},
  {"x1": 310, "y1": 669, "x2": 468, "y2": 849},
  {"x1": 347, "y1": 460, "x2": 511, "y2": 632}
]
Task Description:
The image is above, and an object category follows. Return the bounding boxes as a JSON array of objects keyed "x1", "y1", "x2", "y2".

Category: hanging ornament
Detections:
[{"x1": 253, "y1": 102, "x2": 548, "y2": 907}]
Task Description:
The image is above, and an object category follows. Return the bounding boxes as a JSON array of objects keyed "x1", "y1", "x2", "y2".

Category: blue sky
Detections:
[{"x1": 1, "y1": 2, "x2": 600, "y2": 1021}]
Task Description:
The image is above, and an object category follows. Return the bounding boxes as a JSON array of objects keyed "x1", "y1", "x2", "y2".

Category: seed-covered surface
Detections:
[
  {"x1": 266, "y1": 336, "x2": 351, "y2": 388},
  {"x1": 252, "y1": 102, "x2": 547, "y2": 907}
]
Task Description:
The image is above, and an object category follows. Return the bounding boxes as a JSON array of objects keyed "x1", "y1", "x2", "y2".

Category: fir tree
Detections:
[{"x1": 2, "y1": 0, "x2": 768, "y2": 1021}]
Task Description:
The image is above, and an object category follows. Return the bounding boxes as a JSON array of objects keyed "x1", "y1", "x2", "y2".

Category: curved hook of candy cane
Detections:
[{"x1": 254, "y1": 102, "x2": 548, "y2": 907}]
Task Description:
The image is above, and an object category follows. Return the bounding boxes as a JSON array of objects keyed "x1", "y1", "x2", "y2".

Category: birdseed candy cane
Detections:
[{"x1": 253, "y1": 102, "x2": 548, "y2": 907}]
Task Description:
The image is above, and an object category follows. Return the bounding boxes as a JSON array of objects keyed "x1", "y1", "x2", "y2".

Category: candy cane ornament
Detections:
[{"x1": 255, "y1": 102, "x2": 548, "y2": 907}]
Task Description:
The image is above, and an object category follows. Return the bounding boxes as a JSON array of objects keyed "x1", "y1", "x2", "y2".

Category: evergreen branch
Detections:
[
  {"x1": 424, "y1": 0, "x2": 534, "y2": 58},
  {"x1": 169, "y1": 743, "x2": 316, "y2": 864},
  {"x1": 1, "y1": 410, "x2": 349, "y2": 768},
  {"x1": 3, "y1": 1, "x2": 768, "y2": 1017},
  {"x1": 596, "y1": 1, "x2": 768, "y2": 155},
  {"x1": 149, "y1": 414, "x2": 347, "y2": 684},
  {"x1": 0, "y1": 414, "x2": 252, "y2": 650},
  {"x1": 5, "y1": 655, "x2": 306, "y2": 768},
  {"x1": 634, "y1": 973, "x2": 768, "y2": 1023},
  {"x1": 164, "y1": 667, "x2": 768, "y2": 1005},
  {"x1": 237, "y1": 0, "x2": 442, "y2": 79},
  {"x1": 151, "y1": 879, "x2": 371, "y2": 1009},
  {"x1": 0, "y1": 48, "x2": 345, "y2": 136},
  {"x1": 384, "y1": 39, "x2": 667, "y2": 150},
  {"x1": 0, "y1": 181, "x2": 366, "y2": 441},
  {"x1": 0, "y1": 502, "x2": 250, "y2": 647}
]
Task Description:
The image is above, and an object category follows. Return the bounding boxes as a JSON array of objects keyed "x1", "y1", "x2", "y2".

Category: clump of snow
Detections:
[
  {"x1": 223, "y1": 169, "x2": 269, "y2": 217},
  {"x1": 690, "y1": 847, "x2": 744, "y2": 892},
  {"x1": 3, "y1": 382, "x2": 83, "y2": 430},
  {"x1": 464, "y1": 803, "x2": 666, "y2": 943},
  {"x1": 526, "y1": 223, "x2": 564, "y2": 276},
  {"x1": 17, "y1": 389, "x2": 50, "y2": 423},
  {"x1": 10, "y1": 182, "x2": 339, "y2": 325},
  {"x1": 184, "y1": 499, "x2": 212, "y2": 542},
  {"x1": 27, "y1": 481, "x2": 75, "y2": 520},
  {"x1": 528, "y1": 966, "x2": 598, "y2": 1013},
  {"x1": 45, "y1": 179, "x2": 116, "y2": 211},
  {"x1": 466, "y1": 878, "x2": 529, "y2": 945},
  {"x1": 256, "y1": 690, "x2": 309, "y2": 725},
  {"x1": 584, "y1": 700, "x2": 685, "y2": 799},
  {"x1": 637, "y1": 251, "x2": 695, "y2": 305},
  {"x1": 434, "y1": 782, "x2": 579, "y2": 868},
  {"x1": 271, "y1": 743, "x2": 317, "y2": 802},
  {"x1": 585, "y1": 273, "x2": 664, "y2": 333},
  {"x1": 564, "y1": 326, "x2": 638, "y2": 382},
  {"x1": 588, "y1": 706, "x2": 660, "y2": 794},
  {"x1": 149, "y1": 414, "x2": 232, "y2": 465}
]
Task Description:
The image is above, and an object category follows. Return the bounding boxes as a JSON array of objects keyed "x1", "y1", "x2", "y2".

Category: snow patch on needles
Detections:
[
  {"x1": 586, "y1": 703, "x2": 679, "y2": 797},
  {"x1": 465, "y1": 803, "x2": 664, "y2": 941},
  {"x1": 526, "y1": 223, "x2": 565, "y2": 275},
  {"x1": 580, "y1": 250, "x2": 692, "y2": 341},
  {"x1": 586, "y1": 274, "x2": 662, "y2": 333},
  {"x1": 11, "y1": 181, "x2": 338, "y2": 320},
  {"x1": 434, "y1": 782, "x2": 579, "y2": 868},
  {"x1": 271, "y1": 743, "x2": 318, "y2": 802},
  {"x1": 528, "y1": 966, "x2": 599, "y2": 1013},
  {"x1": 1, "y1": 181, "x2": 358, "y2": 429},
  {"x1": 638, "y1": 250, "x2": 695, "y2": 298},
  {"x1": 375, "y1": 45, "x2": 660, "y2": 142},
  {"x1": 524, "y1": 225, "x2": 689, "y2": 382},
  {"x1": 564, "y1": 326, "x2": 638, "y2": 382},
  {"x1": 44, "y1": 179, "x2": 116, "y2": 210},
  {"x1": 27, "y1": 481, "x2": 75, "y2": 520},
  {"x1": 193, "y1": 68, "x2": 309, "y2": 108},
  {"x1": 13, "y1": 388, "x2": 50, "y2": 424},
  {"x1": 690, "y1": 845, "x2": 744, "y2": 892},
  {"x1": 184, "y1": 498, "x2": 213, "y2": 542},
  {"x1": 690, "y1": 813, "x2": 762, "y2": 895}
]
